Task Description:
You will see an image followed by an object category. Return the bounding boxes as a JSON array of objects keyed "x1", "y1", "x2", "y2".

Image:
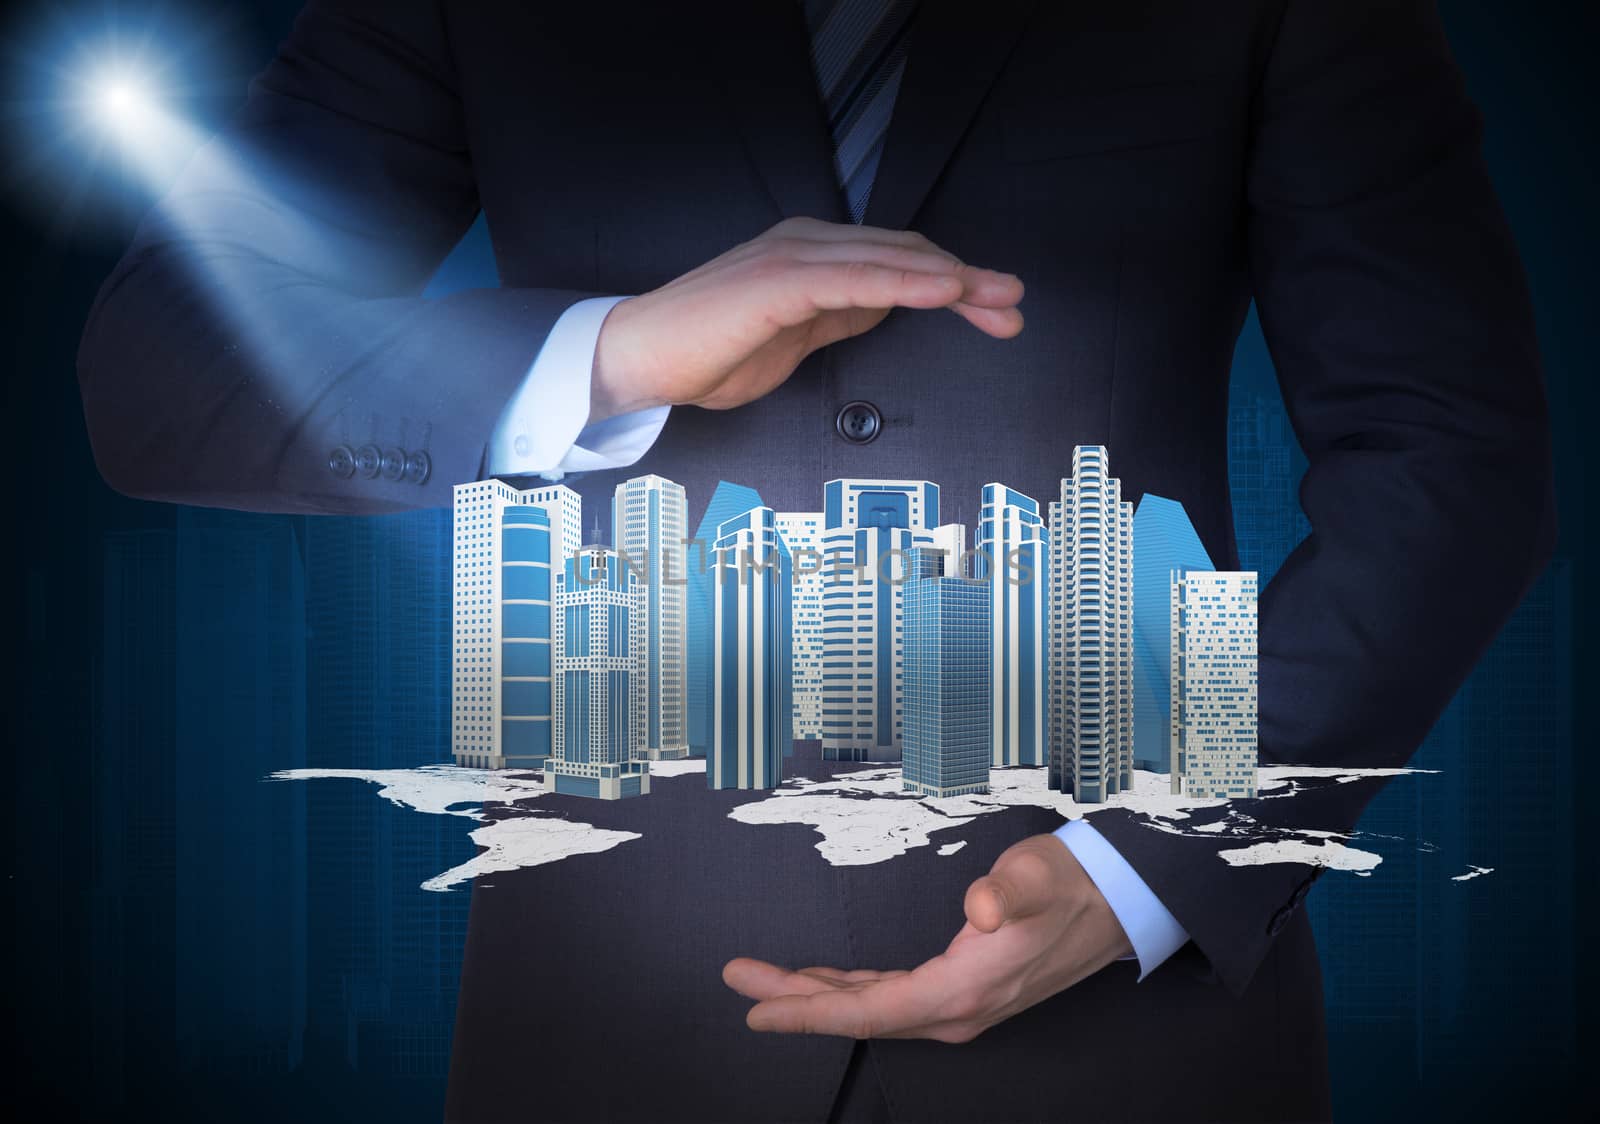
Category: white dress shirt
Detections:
[
  {"x1": 487, "y1": 296, "x2": 669, "y2": 480},
  {"x1": 485, "y1": 299, "x2": 1192, "y2": 977}
]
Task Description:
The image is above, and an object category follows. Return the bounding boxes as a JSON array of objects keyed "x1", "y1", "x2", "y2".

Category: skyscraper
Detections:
[
  {"x1": 497, "y1": 505, "x2": 556, "y2": 770},
  {"x1": 1170, "y1": 569, "x2": 1259, "y2": 799},
  {"x1": 709, "y1": 507, "x2": 793, "y2": 789},
  {"x1": 823, "y1": 477, "x2": 940, "y2": 531},
  {"x1": 817, "y1": 479, "x2": 940, "y2": 762},
  {"x1": 1131, "y1": 496, "x2": 1215, "y2": 771},
  {"x1": 1049, "y1": 447, "x2": 1135, "y2": 802},
  {"x1": 1114, "y1": 488, "x2": 1134, "y2": 792},
  {"x1": 975, "y1": 483, "x2": 1049, "y2": 767},
  {"x1": 546, "y1": 547, "x2": 650, "y2": 799},
  {"x1": 612, "y1": 475, "x2": 690, "y2": 759},
  {"x1": 689, "y1": 482, "x2": 765, "y2": 755},
  {"x1": 929, "y1": 521, "x2": 968, "y2": 571},
  {"x1": 775, "y1": 510, "x2": 825, "y2": 743},
  {"x1": 902, "y1": 548, "x2": 992, "y2": 798},
  {"x1": 451, "y1": 479, "x2": 580, "y2": 769}
]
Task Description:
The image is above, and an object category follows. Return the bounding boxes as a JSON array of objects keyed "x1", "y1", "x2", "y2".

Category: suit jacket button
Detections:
[
  {"x1": 354, "y1": 444, "x2": 382, "y2": 478},
  {"x1": 327, "y1": 446, "x2": 356, "y2": 478},
  {"x1": 835, "y1": 401, "x2": 882, "y2": 444},
  {"x1": 403, "y1": 450, "x2": 432, "y2": 485},
  {"x1": 380, "y1": 447, "x2": 406, "y2": 481}
]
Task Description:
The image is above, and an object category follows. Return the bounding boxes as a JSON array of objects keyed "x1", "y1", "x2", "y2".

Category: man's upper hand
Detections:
[
  {"x1": 721, "y1": 834, "x2": 1132, "y2": 1043},
  {"x1": 588, "y1": 216, "x2": 1025, "y2": 421}
]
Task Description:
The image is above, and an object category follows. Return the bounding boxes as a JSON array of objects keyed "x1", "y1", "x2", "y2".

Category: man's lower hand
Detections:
[
  {"x1": 721, "y1": 834, "x2": 1134, "y2": 1043},
  {"x1": 588, "y1": 216, "x2": 1024, "y2": 421}
]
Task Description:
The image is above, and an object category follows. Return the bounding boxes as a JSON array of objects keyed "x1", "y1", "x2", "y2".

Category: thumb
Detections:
[
  {"x1": 804, "y1": 305, "x2": 894, "y2": 350},
  {"x1": 963, "y1": 838, "x2": 1062, "y2": 933}
]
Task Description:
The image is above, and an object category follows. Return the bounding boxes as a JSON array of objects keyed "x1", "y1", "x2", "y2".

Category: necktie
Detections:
[{"x1": 802, "y1": 0, "x2": 920, "y2": 222}]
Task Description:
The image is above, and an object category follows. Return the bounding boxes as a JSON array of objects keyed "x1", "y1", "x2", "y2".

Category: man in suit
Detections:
[{"x1": 77, "y1": 1, "x2": 1554, "y2": 1119}]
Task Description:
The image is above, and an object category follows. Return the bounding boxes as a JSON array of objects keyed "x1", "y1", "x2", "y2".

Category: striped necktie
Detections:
[{"x1": 802, "y1": 0, "x2": 920, "y2": 222}]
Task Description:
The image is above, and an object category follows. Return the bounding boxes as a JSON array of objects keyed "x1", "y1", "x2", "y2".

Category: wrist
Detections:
[
  {"x1": 1057, "y1": 843, "x2": 1135, "y2": 959},
  {"x1": 1077, "y1": 889, "x2": 1136, "y2": 964},
  {"x1": 589, "y1": 297, "x2": 667, "y2": 422}
]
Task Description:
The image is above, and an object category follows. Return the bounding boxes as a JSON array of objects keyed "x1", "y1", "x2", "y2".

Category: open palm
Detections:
[{"x1": 723, "y1": 834, "x2": 1133, "y2": 1044}]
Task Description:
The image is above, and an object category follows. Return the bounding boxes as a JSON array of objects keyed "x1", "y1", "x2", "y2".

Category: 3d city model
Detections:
[{"x1": 450, "y1": 449, "x2": 1260, "y2": 802}]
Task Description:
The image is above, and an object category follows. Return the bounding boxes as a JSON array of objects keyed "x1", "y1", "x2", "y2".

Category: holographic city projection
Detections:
[{"x1": 444, "y1": 448, "x2": 1259, "y2": 800}]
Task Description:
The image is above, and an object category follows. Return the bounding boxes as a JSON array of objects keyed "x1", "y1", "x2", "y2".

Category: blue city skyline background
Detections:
[{"x1": 11, "y1": 3, "x2": 1587, "y2": 1120}]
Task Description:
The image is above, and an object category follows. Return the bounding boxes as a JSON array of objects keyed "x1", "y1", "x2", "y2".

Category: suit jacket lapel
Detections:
[
  {"x1": 863, "y1": 0, "x2": 1039, "y2": 231},
  {"x1": 712, "y1": 0, "x2": 849, "y2": 223},
  {"x1": 708, "y1": 0, "x2": 1038, "y2": 230}
]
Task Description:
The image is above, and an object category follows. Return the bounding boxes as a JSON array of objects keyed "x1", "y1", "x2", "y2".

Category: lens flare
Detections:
[{"x1": 92, "y1": 74, "x2": 152, "y2": 130}]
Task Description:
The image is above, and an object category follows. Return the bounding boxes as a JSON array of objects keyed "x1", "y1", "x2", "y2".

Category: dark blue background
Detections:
[{"x1": 5, "y1": 2, "x2": 1591, "y2": 1119}]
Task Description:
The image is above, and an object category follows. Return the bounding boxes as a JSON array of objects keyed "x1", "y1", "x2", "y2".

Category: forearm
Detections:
[
  {"x1": 1092, "y1": 0, "x2": 1554, "y2": 994},
  {"x1": 75, "y1": 0, "x2": 605, "y2": 515},
  {"x1": 78, "y1": 224, "x2": 598, "y2": 513}
]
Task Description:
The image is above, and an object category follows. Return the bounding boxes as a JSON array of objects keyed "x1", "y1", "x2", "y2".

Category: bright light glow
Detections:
[
  {"x1": 4, "y1": 4, "x2": 244, "y2": 232},
  {"x1": 93, "y1": 76, "x2": 153, "y2": 130},
  {"x1": 64, "y1": 60, "x2": 202, "y2": 187},
  {"x1": 6, "y1": 11, "x2": 376, "y2": 426}
]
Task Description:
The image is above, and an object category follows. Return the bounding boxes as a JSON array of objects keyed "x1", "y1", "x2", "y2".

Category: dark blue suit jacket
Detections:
[{"x1": 78, "y1": 1, "x2": 1555, "y2": 1119}]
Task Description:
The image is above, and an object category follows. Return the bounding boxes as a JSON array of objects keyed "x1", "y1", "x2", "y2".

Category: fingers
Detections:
[
  {"x1": 763, "y1": 215, "x2": 946, "y2": 252},
  {"x1": 780, "y1": 240, "x2": 1024, "y2": 309},
  {"x1": 799, "y1": 294, "x2": 1022, "y2": 352},
  {"x1": 721, "y1": 959, "x2": 837, "y2": 1000},
  {"x1": 750, "y1": 261, "x2": 966, "y2": 328},
  {"x1": 724, "y1": 220, "x2": 954, "y2": 278},
  {"x1": 950, "y1": 301, "x2": 1025, "y2": 339},
  {"x1": 964, "y1": 840, "x2": 1062, "y2": 933},
  {"x1": 722, "y1": 958, "x2": 906, "y2": 1001},
  {"x1": 805, "y1": 967, "x2": 911, "y2": 984},
  {"x1": 744, "y1": 969, "x2": 944, "y2": 1039},
  {"x1": 735, "y1": 217, "x2": 1026, "y2": 332},
  {"x1": 802, "y1": 306, "x2": 897, "y2": 351}
]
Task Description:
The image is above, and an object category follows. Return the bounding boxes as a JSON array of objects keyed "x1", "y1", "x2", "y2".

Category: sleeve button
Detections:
[
  {"x1": 353, "y1": 444, "x2": 382, "y2": 478},
  {"x1": 380, "y1": 447, "x2": 406, "y2": 481},
  {"x1": 403, "y1": 450, "x2": 432, "y2": 485}
]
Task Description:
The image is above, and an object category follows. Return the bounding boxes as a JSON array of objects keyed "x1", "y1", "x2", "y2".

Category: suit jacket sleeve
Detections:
[
  {"x1": 76, "y1": 0, "x2": 600, "y2": 514},
  {"x1": 1087, "y1": 0, "x2": 1556, "y2": 995}
]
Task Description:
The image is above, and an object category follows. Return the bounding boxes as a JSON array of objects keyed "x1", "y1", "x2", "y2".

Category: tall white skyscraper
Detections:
[
  {"x1": 1114, "y1": 480, "x2": 1134, "y2": 790},
  {"x1": 1170, "y1": 569, "x2": 1259, "y2": 799},
  {"x1": 817, "y1": 479, "x2": 939, "y2": 762},
  {"x1": 929, "y1": 521, "x2": 968, "y2": 573},
  {"x1": 612, "y1": 475, "x2": 689, "y2": 759},
  {"x1": 1049, "y1": 447, "x2": 1135, "y2": 802},
  {"x1": 710, "y1": 507, "x2": 792, "y2": 789},
  {"x1": 775, "y1": 511, "x2": 825, "y2": 742},
  {"x1": 976, "y1": 483, "x2": 1049, "y2": 767},
  {"x1": 547, "y1": 547, "x2": 650, "y2": 799},
  {"x1": 452, "y1": 479, "x2": 581, "y2": 769}
]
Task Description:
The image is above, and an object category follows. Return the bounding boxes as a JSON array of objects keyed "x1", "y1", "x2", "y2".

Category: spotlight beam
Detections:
[{"x1": 97, "y1": 80, "x2": 144, "y2": 125}]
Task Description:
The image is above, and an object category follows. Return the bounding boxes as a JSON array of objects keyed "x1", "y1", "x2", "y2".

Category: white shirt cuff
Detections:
[
  {"x1": 486, "y1": 295, "x2": 670, "y2": 481},
  {"x1": 559, "y1": 403, "x2": 672, "y2": 476},
  {"x1": 1054, "y1": 818, "x2": 1189, "y2": 981}
]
